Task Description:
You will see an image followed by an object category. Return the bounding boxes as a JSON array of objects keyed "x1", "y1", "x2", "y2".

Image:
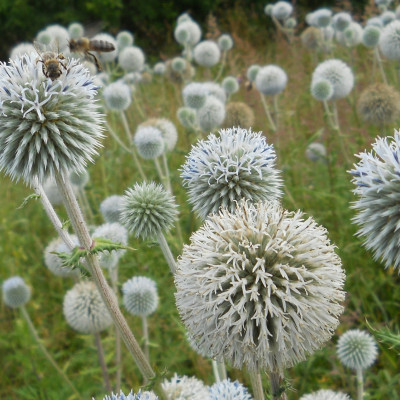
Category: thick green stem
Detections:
[
  {"x1": 156, "y1": 232, "x2": 177, "y2": 274},
  {"x1": 356, "y1": 368, "x2": 364, "y2": 400},
  {"x1": 249, "y1": 370, "x2": 265, "y2": 400},
  {"x1": 94, "y1": 332, "x2": 112, "y2": 393},
  {"x1": 212, "y1": 360, "x2": 221, "y2": 383}
]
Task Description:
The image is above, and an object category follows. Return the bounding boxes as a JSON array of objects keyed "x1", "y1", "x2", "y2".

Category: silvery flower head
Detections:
[
  {"x1": 0, "y1": 54, "x2": 104, "y2": 183},
  {"x1": 177, "y1": 12, "x2": 192, "y2": 24},
  {"x1": 91, "y1": 33, "x2": 117, "y2": 63},
  {"x1": 306, "y1": 142, "x2": 327, "y2": 162},
  {"x1": 68, "y1": 22, "x2": 84, "y2": 40},
  {"x1": 180, "y1": 127, "x2": 282, "y2": 220},
  {"x1": 366, "y1": 17, "x2": 383, "y2": 29},
  {"x1": 175, "y1": 200, "x2": 345, "y2": 372},
  {"x1": 362, "y1": 25, "x2": 381, "y2": 48},
  {"x1": 202, "y1": 81, "x2": 227, "y2": 103},
  {"x1": 311, "y1": 59, "x2": 354, "y2": 100},
  {"x1": 300, "y1": 390, "x2": 352, "y2": 400},
  {"x1": 264, "y1": 4, "x2": 273, "y2": 16},
  {"x1": 218, "y1": 34, "x2": 234, "y2": 51},
  {"x1": 255, "y1": 65, "x2": 288, "y2": 96},
  {"x1": 100, "y1": 195, "x2": 124, "y2": 223},
  {"x1": 222, "y1": 76, "x2": 239, "y2": 95},
  {"x1": 271, "y1": 1, "x2": 293, "y2": 20},
  {"x1": 171, "y1": 57, "x2": 187, "y2": 73},
  {"x1": 162, "y1": 374, "x2": 211, "y2": 400},
  {"x1": 10, "y1": 43, "x2": 36, "y2": 60},
  {"x1": 284, "y1": 18, "x2": 297, "y2": 29},
  {"x1": 183, "y1": 82, "x2": 208, "y2": 109},
  {"x1": 101, "y1": 390, "x2": 158, "y2": 400},
  {"x1": 120, "y1": 182, "x2": 178, "y2": 239},
  {"x1": 379, "y1": 20, "x2": 400, "y2": 60},
  {"x1": 349, "y1": 131, "x2": 400, "y2": 270},
  {"x1": 138, "y1": 118, "x2": 178, "y2": 151},
  {"x1": 335, "y1": 22, "x2": 363, "y2": 47},
  {"x1": 194, "y1": 41, "x2": 221, "y2": 68},
  {"x1": 122, "y1": 276, "x2": 159, "y2": 316},
  {"x1": 337, "y1": 329, "x2": 378, "y2": 370},
  {"x1": 197, "y1": 96, "x2": 226, "y2": 132},
  {"x1": 209, "y1": 379, "x2": 252, "y2": 400},
  {"x1": 63, "y1": 281, "x2": 112, "y2": 334},
  {"x1": 44, "y1": 24, "x2": 70, "y2": 51},
  {"x1": 177, "y1": 107, "x2": 197, "y2": 129},
  {"x1": 311, "y1": 79, "x2": 334, "y2": 101},
  {"x1": 103, "y1": 81, "x2": 131, "y2": 111},
  {"x1": 332, "y1": 12, "x2": 352, "y2": 32},
  {"x1": 246, "y1": 65, "x2": 260, "y2": 82},
  {"x1": 153, "y1": 62, "x2": 166, "y2": 75},
  {"x1": 117, "y1": 30, "x2": 135, "y2": 52},
  {"x1": 381, "y1": 11, "x2": 395, "y2": 26},
  {"x1": 69, "y1": 169, "x2": 89, "y2": 188},
  {"x1": 118, "y1": 46, "x2": 145, "y2": 73},
  {"x1": 174, "y1": 21, "x2": 202, "y2": 46},
  {"x1": 309, "y1": 8, "x2": 332, "y2": 28},
  {"x1": 36, "y1": 30, "x2": 52, "y2": 46},
  {"x1": 2, "y1": 276, "x2": 31, "y2": 308},
  {"x1": 134, "y1": 126, "x2": 165, "y2": 160}
]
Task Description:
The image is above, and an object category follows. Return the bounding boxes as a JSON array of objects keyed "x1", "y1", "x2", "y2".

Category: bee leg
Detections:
[
  {"x1": 60, "y1": 61, "x2": 68, "y2": 71},
  {"x1": 87, "y1": 51, "x2": 102, "y2": 71}
]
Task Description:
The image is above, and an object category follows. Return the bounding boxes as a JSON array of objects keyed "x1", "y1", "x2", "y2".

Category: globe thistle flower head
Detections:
[
  {"x1": 272, "y1": 1, "x2": 293, "y2": 20},
  {"x1": 63, "y1": 281, "x2": 112, "y2": 334},
  {"x1": 311, "y1": 79, "x2": 334, "y2": 101},
  {"x1": 100, "y1": 195, "x2": 124, "y2": 223},
  {"x1": 120, "y1": 182, "x2": 178, "y2": 239},
  {"x1": 224, "y1": 102, "x2": 255, "y2": 128},
  {"x1": 153, "y1": 62, "x2": 166, "y2": 75},
  {"x1": 349, "y1": 131, "x2": 400, "y2": 270},
  {"x1": 336, "y1": 22, "x2": 363, "y2": 47},
  {"x1": 171, "y1": 57, "x2": 187, "y2": 73},
  {"x1": 162, "y1": 374, "x2": 210, "y2": 400},
  {"x1": 69, "y1": 169, "x2": 89, "y2": 188},
  {"x1": 92, "y1": 222, "x2": 128, "y2": 261},
  {"x1": 306, "y1": 142, "x2": 327, "y2": 162},
  {"x1": 222, "y1": 76, "x2": 239, "y2": 95},
  {"x1": 197, "y1": 96, "x2": 226, "y2": 132},
  {"x1": 177, "y1": 13, "x2": 192, "y2": 24},
  {"x1": 0, "y1": 53, "x2": 104, "y2": 183},
  {"x1": 264, "y1": 4, "x2": 273, "y2": 16},
  {"x1": 362, "y1": 25, "x2": 381, "y2": 48},
  {"x1": 311, "y1": 59, "x2": 354, "y2": 100},
  {"x1": 183, "y1": 82, "x2": 207, "y2": 109},
  {"x1": 68, "y1": 22, "x2": 84, "y2": 40},
  {"x1": 300, "y1": 390, "x2": 352, "y2": 400},
  {"x1": 117, "y1": 30, "x2": 134, "y2": 51},
  {"x1": 202, "y1": 81, "x2": 227, "y2": 103},
  {"x1": 255, "y1": 65, "x2": 288, "y2": 96},
  {"x1": 82, "y1": 60, "x2": 97, "y2": 76},
  {"x1": 379, "y1": 20, "x2": 400, "y2": 60},
  {"x1": 284, "y1": 17, "x2": 297, "y2": 29},
  {"x1": 337, "y1": 329, "x2": 378, "y2": 370},
  {"x1": 357, "y1": 83, "x2": 400, "y2": 126},
  {"x1": 44, "y1": 24, "x2": 69, "y2": 50},
  {"x1": 380, "y1": 10, "x2": 395, "y2": 26},
  {"x1": 194, "y1": 41, "x2": 221, "y2": 67},
  {"x1": 134, "y1": 126, "x2": 165, "y2": 159},
  {"x1": 396, "y1": 5, "x2": 400, "y2": 19},
  {"x1": 175, "y1": 200, "x2": 345, "y2": 372},
  {"x1": 180, "y1": 127, "x2": 282, "y2": 219},
  {"x1": 174, "y1": 21, "x2": 202, "y2": 46},
  {"x1": 103, "y1": 81, "x2": 131, "y2": 111},
  {"x1": 367, "y1": 17, "x2": 384, "y2": 28},
  {"x1": 91, "y1": 33, "x2": 117, "y2": 63},
  {"x1": 122, "y1": 276, "x2": 159, "y2": 316},
  {"x1": 209, "y1": 379, "x2": 252, "y2": 400},
  {"x1": 311, "y1": 8, "x2": 332, "y2": 28},
  {"x1": 177, "y1": 107, "x2": 197, "y2": 129},
  {"x1": 247, "y1": 65, "x2": 260, "y2": 82},
  {"x1": 101, "y1": 390, "x2": 158, "y2": 400},
  {"x1": 36, "y1": 30, "x2": 52, "y2": 46},
  {"x1": 138, "y1": 118, "x2": 178, "y2": 151},
  {"x1": 218, "y1": 34, "x2": 234, "y2": 51},
  {"x1": 118, "y1": 46, "x2": 145, "y2": 73},
  {"x1": 10, "y1": 42, "x2": 36, "y2": 60},
  {"x1": 2, "y1": 276, "x2": 31, "y2": 308},
  {"x1": 332, "y1": 12, "x2": 352, "y2": 32}
]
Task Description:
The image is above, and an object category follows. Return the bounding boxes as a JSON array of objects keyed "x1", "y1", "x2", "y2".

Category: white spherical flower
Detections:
[
  {"x1": 102, "y1": 390, "x2": 158, "y2": 400},
  {"x1": 68, "y1": 22, "x2": 84, "y2": 40},
  {"x1": 175, "y1": 200, "x2": 345, "y2": 372},
  {"x1": 82, "y1": 60, "x2": 97, "y2": 75},
  {"x1": 103, "y1": 81, "x2": 131, "y2": 111},
  {"x1": 122, "y1": 276, "x2": 158, "y2": 316},
  {"x1": 284, "y1": 17, "x2": 297, "y2": 29},
  {"x1": 174, "y1": 21, "x2": 202, "y2": 46},
  {"x1": 117, "y1": 30, "x2": 134, "y2": 51},
  {"x1": 162, "y1": 374, "x2": 210, "y2": 400},
  {"x1": 337, "y1": 329, "x2": 378, "y2": 370},
  {"x1": 336, "y1": 22, "x2": 363, "y2": 47},
  {"x1": 0, "y1": 54, "x2": 104, "y2": 183},
  {"x1": 183, "y1": 82, "x2": 208, "y2": 109},
  {"x1": 218, "y1": 34, "x2": 233, "y2": 51},
  {"x1": 247, "y1": 65, "x2": 260, "y2": 82},
  {"x1": 9, "y1": 42, "x2": 35, "y2": 60},
  {"x1": 255, "y1": 65, "x2": 288, "y2": 96},
  {"x1": 362, "y1": 26, "x2": 381, "y2": 48},
  {"x1": 381, "y1": 11, "x2": 395, "y2": 25},
  {"x1": 63, "y1": 281, "x2": 112, "y2": 334},
  {"x1": 100, "y1": 195, "x2": 124, "y2": 223},
  {"x1": 139, "y1": 118, "x2": 178, "y2": 151},
  {"x1": 134, "y1": 126, "x2": 165, "y2": 159},
  {"x1": 194, "y1": 41, "x2": 221, "y2": 67},
  {"x1": 118, "y1": 46, "x2": 145, "y2": 73},
  {"x1": 310, "y1": 8, "x2": 332, "y2": 28},
  {"x1": 300, "y1": 390, "x2": 352, "y2": 400},
  {"x1": 209, "y1": 379, "x2": 252, "y2": 400},
  {"x1": 367, "y1": 17, "x2": 384, "y2": 28},
  {"x1": 171, "y1": 57, "x2": 187, "y2": 73},
  {"x1": 153, "y1": 62, "x2": 166, "y2": 75},
  {"x1": 181, "y1": 127, "x2": 282, "y2": 219},
  {"x1": 36, "y1": 30, "x2": 52, "y2": 46},
  {"x1": 177, "y1": 13, "x2": 192, "y2": 24},
  {"x1": 177, "y1": 107, "x2": 197, "y2": 129},
  {"x1": 311, "y1": 79, "x2": 334, "y2": 101},
  {"x1": 272, "y1": 1, "x2": 293, "y2": 20},
  {"x1": 264, "y1": 4, "x2": 273, "y2": 16},
  {"x1": 379, "y1": 20, "x2": 400, "y2": 60},
  {"x1": 306, "y1": 142, "x2": 327, "y2": 162},
  {"x1": 197, "y1": 96, "x2": 226, "y2": 132},
  {"x1": 349, "y1": 131, "x2": 400, "y2": 269},
  {"x1": 92, "y1": 222, "x2": 128, "y2": 261},
  {"x1": 202, "y1": 81, "x2": 227, "y2": 103},
  {"x1": 91, "y1": 33, "x2": 117, "y2": 63},
  {"x1": 311, "y1": 59, "x2": 354, "y2": 100},
  {"x1": 2, "y1": 276, "x2": 31, "y2": 308},
  {"x1": 44, "y1": 24, "x2": 70, "y2": 50},
  {"x1": 332, "y1": 12, "x2": 352, "y2": 32},
  {"x1": 222, "y1": 76, "x2": 239, "y2": 95}
]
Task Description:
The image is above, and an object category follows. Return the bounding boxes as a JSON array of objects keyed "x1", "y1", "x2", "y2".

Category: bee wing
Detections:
[{"x1": 33, "y1": 40, "x2": 46, "y2": 56}]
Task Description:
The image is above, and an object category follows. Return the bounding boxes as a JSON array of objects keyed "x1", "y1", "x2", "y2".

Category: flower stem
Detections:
[
  {"x1": 217, "y1": 360, "x2": 227, "y2": 381},
  {"x1": 212, "y1": 360, "x2": 221, "y2": 382},
  {"x1": 260, "y1": 93, "x2": 277, "y2": 132},
  {"x1": 161, "y1": 153, "x2": 172, "y2": 194},
  {"x1": 20, "y1": 306, "x2": 82, "y2": 400},
  {"x1": 374, "y1": 48, "x2": 388, "y2": 85},
  {"x1": 269, "y1": 371, "x2": 287, "y2": 400},
  {"x1": 105, "y1": 121, "x2": 132, "y2": 154},
  {"x1": 215, "y1": 51, "x2": 227, "y2": 82},
  {"x1": 249, "y1": 370, "x2": 265, "y2": 400},
  {"x1": 156, "y1": 232, "x2": 177, "y2": 274},
  {"x1": 356, "y1": 368, "x2": 364, "y2": 400},
  {"x1": 94, "y1": 332, "x2": 112, "y2": 393},
  {"x1": 142, "y1": 315, "x2": 150, "y2": 361}
]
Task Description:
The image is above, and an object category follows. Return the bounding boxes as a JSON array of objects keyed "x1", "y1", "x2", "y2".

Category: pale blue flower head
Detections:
[
  {"x1": 117, "y1": 30, "x2": 135, "y2": 51},
  {"x1": 218, "y1": 34, "x2": 234, "y2": 51},
  {"x1": 2, "y1": 276, "x2": 31, "y2": 308},
  {"x1": 197, "y1": 96, "x2": 226, "y2": 131},
  {"x1": 209, "y1": 379, "x2": 252, "y2": 400},
  {"x1": 255, "y1": 65, "x2": 287, "y2": 95},
  {"x1": 272, "y1": 1, "x2": 293, "y2": 20},
  {"x1": 183, "y1": 82, "x2": 208, "y2": 109},
  {"x1": 134, "y1": 126, "x2": 165, "y2": 159}
]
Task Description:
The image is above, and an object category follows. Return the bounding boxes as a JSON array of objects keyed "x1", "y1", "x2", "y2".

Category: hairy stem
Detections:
[
  {"x1": 249, "y1": 370, "x2": 265, "y2": 400},
  {"x1": 94, "y1": 332, "x2": 112, "y2": 393},
  {"x1": 156, "y1": 232, "x2": 177, "y2": 274}
]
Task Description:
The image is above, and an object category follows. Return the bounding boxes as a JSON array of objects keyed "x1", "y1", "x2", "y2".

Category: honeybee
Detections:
[
  {"x1": 68, "y1": 37, "x2": 115, "y2": 71},
  {"x1": 34, "y1": 41, "x2": 68, "y2": 81}
]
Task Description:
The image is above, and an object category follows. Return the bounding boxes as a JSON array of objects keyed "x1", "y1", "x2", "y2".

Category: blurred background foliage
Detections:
[{"x1": 0, "y1": 0, "x2": 369, "y2": 62}]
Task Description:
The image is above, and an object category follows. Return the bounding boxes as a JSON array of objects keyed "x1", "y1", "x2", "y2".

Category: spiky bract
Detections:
[
  {"x1": 2, "y1": 276, "x2": 31, "y2": 308},
  {"x1": 209, "y1": 379, "x2": 252, "y2": 400}
]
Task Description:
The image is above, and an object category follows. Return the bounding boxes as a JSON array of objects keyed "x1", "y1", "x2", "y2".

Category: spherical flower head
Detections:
[
  {"x1": 349, "y1": 131, "x2": 400, "y2": 270},
  {"x1": 68, "y1": 22, "x2": 84, "y2": 40},
  {"x1": 337, "y1": 329, "x2": 378, "y2": 370},
  {"x1": 117, "y1": 30, "x2": 134, "y2": 51},
  {"x1": 246, "y1": 65, "x2": 260, "y2": 82},
  {"x1": 0, "y1": 54, "x2": 104, "y2": 183},
  {"x1": 122, "y1": 276, "x2": 159, "y2": 316},
  {"x1": 218, "y1": 34, "x2": 233, "y2": 51},
  {"x1": 311, "y1": 79, "x2": 334, "y2": 101},
  {"x1": 100, "y1": 195, "x2": 124, "y2": 223},
  {"x1": 44, "y1": 24, "x2": 70, "y2": 50},
  {"x1": 153, "y1": 62, "x2": 166, "y2": 75},
  {"x1": 222, "y1": 76, "x2": 239, "y2": 95},
  {"x1": 120, "y1": 182, "x2": 178, "y2": 239},
  {"x1": 175, "y1": 200, "x2": 345, "y2": 372},
  {"x1": 69, "y1": 169, "x2": 89, "y2": 188},
  {"x1": 203, "y1": 81, "x2": 227, "y2": 103},
  {"x1": 134, "y1": 126, "x2": 165, "y2": 159},
  {"x1": 36, "y1": 30, "x2": 52, "y2": 46},
  {"x1": 306, "y1": 142, "x2": 327, "y2": 162},
  {"x1": 362, "y1": 25, "x2": 381, "y2": 48},
  {"x1": 194, "y1": 41, "x2": 221, "y2": 68},
  {"x1": 181, "y1": 127, "x2": 282, "y2": 219},
  {"x1": 92, "y1": 222, "x2": 128, "y2": 260},
  {"x1": 197, "y1": 96, "x2": 226, "y2": 132},
  {"x1": 379, "y1": 20, "x2": 400, "y2": 60},
  {"x1": 103, "y1": 81, "x2": 131, "y2": 111},
  {"x1": 91, "y1": 33, "x2": 117, "y2": 63},
  {"x1": 174, "y1": 21, "x2": 202, "y2": 46},
  {"x1": 284, "y1": 17, "x2": 297, "y2": 29},
  {"x1": 183, "y1": 82, "x2": 207, "y2": 109},
  {"x1": 209, "y1": 379, "x2": 252, "y2": 400},
  {"x1": 138, "y1": 118, "x2": 178, "y2": 151},
  {"x1": 381, "y1": 10, "x2": 395, "y2": 26},
  {"x1": 171, "y1": 57, "x2": 187, "y2": 73},
  {"x1": 2, "y1": 276, "x2": 31, "y2": 308},
  {"x1": 255, "y1": 65, "x2": 287, "y2": 96},
  {"x1": 177, "y1": 107, "x2": 197, "y2": 129},
  {"x1": 311, "y1": 59, "x2": 354, "y2": 100},
  {"x1": 10, "y1": 42, "x2": 36, "y2": 60},
  {"x1": 101, "y1": 390, "x2": 158, "y2": 400},
  {"x1": 165, "y1": 59, "x2": 194, "y2": 84},
  {"x1": 44, "y1": 235, "x2": 80, "y2": 277},
  {"x1": 118, "y1": 46, "x2": 145, "y2": 73},
  {"x1": 224, "y1": 102, "x2": 255, "y2": 129},
  {"x1": 63, "y1": 281, "x2": 112, "y2": 334},
  {"x1": 264, "y1": 4, "x2": 273, "y2": 16},
  {"x1": 357, "y1": 83, "x2": 400, "y2": 126},
  {"x1": 311, "y1": 8, "x2": 332, "y2": 28},
  {"x1": 300, "y1": 390, "x2": 352, "y2": 400},
  {"x1": 336, "y1": 22, "x2": 363, "y2": 47},
  {"x1": 396, "y1": 5, "x2": 400, "y2": 19},
  {"x1": 177, "y1": 13, "x2": 192, "y2": 24},
  {"x1": 272, "y1": 1, "x2": 293, "y2": 20},
  {"x1": 162, "y1": 374, "x2": 210, "y2": 400},
  {"x1": 332, "y1": 12, "x2": 352, "y2": 32},
  {"x1": 367, "y1": 17, "x2": 384, "y2": 28}
]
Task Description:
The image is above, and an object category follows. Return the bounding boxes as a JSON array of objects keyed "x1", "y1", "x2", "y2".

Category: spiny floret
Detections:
[
  {"x1": 175, "y1": 200, "x2": 345, "y2": 372},
  {"x1": 180, "y1": 127, "x2": 282, "y2": 220}
]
